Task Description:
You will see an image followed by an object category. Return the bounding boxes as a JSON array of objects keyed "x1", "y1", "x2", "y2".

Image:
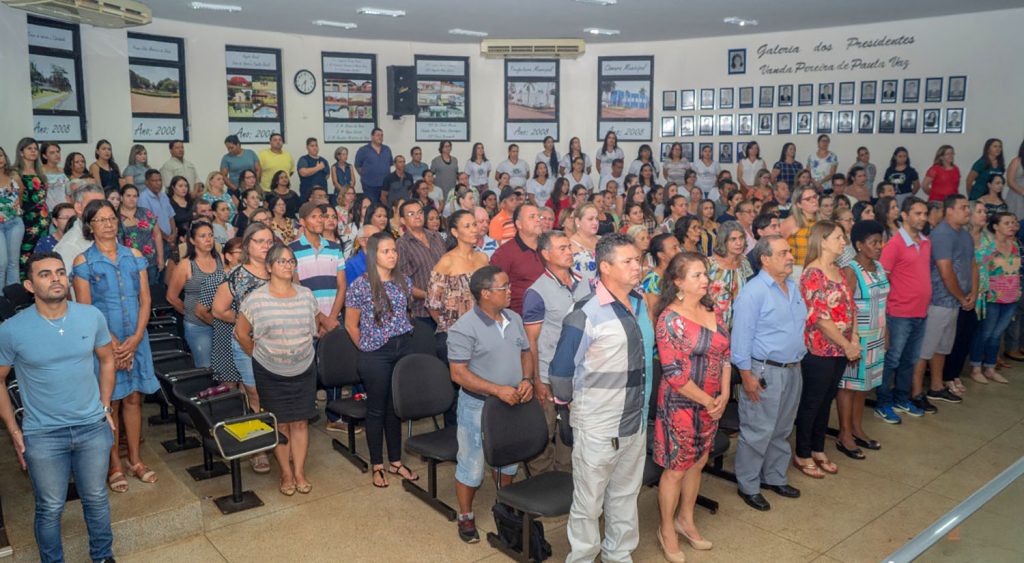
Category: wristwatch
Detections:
[{"x1": 102, "y1": 405, "x2": 112, "y2": 414}]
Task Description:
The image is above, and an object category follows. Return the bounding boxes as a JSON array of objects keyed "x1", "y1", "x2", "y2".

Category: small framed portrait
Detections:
[
  {"x1": 700, "y1": 88, "x2": 715, "y2": 110},
  {"x1": 878, "y1": 110, "x2": 896, "y2": 134},
  {"x1": 902, "y1": 78, "x2": 920, "y2": 103},
  {"x1": 948, "y1": 76, "x2": 967, "y2": 102},
  {"x1": 900, "y1": 109, "x2": 918, "y2": 134},
  {"x1": 857, "y1": 110, "x2": 875, "y2": 134},
  {"x1": 836, "y1": 110, "x2": 854, "y2": 134},
  {"x1": 922, "y1": 108, "x2": 941, "y2": 134},
  {"x1": 718, "y1": 114, "x2": 734, "y2": 136},
  {"x1": 680, "y1": 142, "x2": 695, "y2": 162},
  {"x1": 736, "y1": 142, "x2": 748, "y2": 160},
  {"x1": 660, "y1": 143, "x2": 673, "y2": 161},
  {"x1": 719, "y1": 87, "x2": 734, "y2": 110},
  {"x1": 679, "y1": 115, "x2": 695, "y2": 137},
  {"x1": 776, "y1": 112, "x2": 793, "y2": 135},
  {"x1": 718, "y1": 142, "x2": 734, "y2": 164},
  {"x1": 757, "y1": 113, "x2": 773, "y2": 135},
  {"x1": 728, "y1": 48, "x2": 746, "y2": 75},
  {"x1": 839, "y1": 81, "x2": 855, "y2": 105},
  {"x1": 698, "y1": 115, "x2": 715, "y2": 136},
  {"x1": 662, "y1": 90, "x2": 677, "y2": 111},
  {"x1": 818, "y1": 82, "x2": 834, "y2": 105},
  {"x1": 680, "y1": 89, "x2": 696, "y2": 111},
  {"x1": 778, "y1": 84, "x2": 794, "y2": 107},
  {"x1": 860, "y1": 80, "x2": 877, "y2": 104},
  {"x1": 737, "y1": 113, "x2": 753, "y2": 136},
  {"x1": 661, "y1": 116, "x2": 676, "y2": 137},
  {"x1": 816, "y1": 111, "x2": 833, "y2": 134},
  {"x1": 796, "y1": 112, "x2": 812, "y2": 134},
  {"x1": 698, "y1": 142, "x2": 714, "y2": 161},
  {"x1": 925, "y1": 77, "x2": 943, "y2": 103},
  {"x1": 738, "y1": 87, "x2": 754, "y2": 109},
  {"x1": 881, "y1": 80, "x2": 898, "y2": 104},
  {"x1": 759, "y1": 85, "x2": 775, "y2": 108},
  {"x1": 797, "y1": 83, "x2": 813, "y2": 107},
  {"x1": 945, "y1": 108, "x2": 964, "y2": 133}
]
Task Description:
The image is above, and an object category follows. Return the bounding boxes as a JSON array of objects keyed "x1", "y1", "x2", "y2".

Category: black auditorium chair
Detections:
[
  {"x1": 317, "y1": 328, "x2": 367, "y2": 472},
  {"x1": 147, "y1": 316, "x2": 178, "y2": 338},
  {"x1": 409, "y1": 319, "x2": 436, "y2": 356},
  {"x1": 153, "y1": 352, "x2": 207, "y2": 453},
  {"x1": 173, "y1": 371, "x2": 280, "y2": 515},
  {"x1": 482, "y1": 397, "x2": 573, "y2": 562},
  {"x1": 392, "y1": 353, "x2": 457, "y2": 520},
  {"x1": 171, "y1": 374, "x2": 231, "y2": 482},
  {"x1": 149, "y1": 334, "x2": 186, "y2": 355}
]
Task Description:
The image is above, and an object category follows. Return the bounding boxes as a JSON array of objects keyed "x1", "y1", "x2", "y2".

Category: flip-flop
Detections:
[
  {"x1": 813, "y1": 457, "x2": 839, "y2": 474},
  {"x1": 792, "y1": 458, "x2": 825, "y2": 479},
  {"x1": 388, "y1": 463, "x2": 419, "y2": 482},
  {"x1": 372, "y1": 468, "x2": 388, "y2": 488}
]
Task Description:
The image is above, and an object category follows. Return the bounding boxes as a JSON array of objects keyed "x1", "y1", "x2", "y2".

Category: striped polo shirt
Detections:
[{"x1": 289, "y1": 233, "x2": 345, "y2": 317}]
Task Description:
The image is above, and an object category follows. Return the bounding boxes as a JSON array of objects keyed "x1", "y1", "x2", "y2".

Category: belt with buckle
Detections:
[{"x1": 752, "y1": 358, "x2": 799, "y2": 369}]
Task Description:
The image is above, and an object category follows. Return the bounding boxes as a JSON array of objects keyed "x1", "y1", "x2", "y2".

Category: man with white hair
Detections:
[
  {"x1": 473, "y1": 207, "x2": 499, "y2": 258},
  {"x1": 54, "y1": 183, "x2": 105, "y2": 278}
]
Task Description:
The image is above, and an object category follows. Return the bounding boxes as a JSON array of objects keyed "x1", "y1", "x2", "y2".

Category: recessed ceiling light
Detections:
[
  {"x1": 448, "y1": 28, "x2": 488, "y2": 37},
  {"x1": 190, "y1": 2, "x2": 241, "y2": 12},
  {"x1": 723, "y1": 17, "x2": 758, "y2": 27},
  {"x1": 357, "y1": 7, "x2": 406, "y2": 17},
  {"x1": 584, "y1": 27, "x2": 620, "y2": 36},
  {"x1": 575, "y1": 0, "x2": 617, "y2": 6},
  {"x1": 313, "y1": 20, "x2": 358, "y2": 29}
]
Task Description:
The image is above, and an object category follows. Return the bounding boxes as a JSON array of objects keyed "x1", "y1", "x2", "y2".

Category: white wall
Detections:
[{"x1": 1, "y1": 5, "x2": 1022, "y2": 190}]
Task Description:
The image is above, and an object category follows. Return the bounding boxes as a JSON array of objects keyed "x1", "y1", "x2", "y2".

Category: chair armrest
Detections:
[
  {"x1": 193, "y1": 388, "x2": 245, "y2": 406},
  {"x1": 152, "y1": 350, "x2": 188, "y2": 362},
  {"x1": 211, "y1": 412, "x2": 279, "y2": 460},
  {"x1": 166, "y1": 368, "x2": 216, "y2": 382}
]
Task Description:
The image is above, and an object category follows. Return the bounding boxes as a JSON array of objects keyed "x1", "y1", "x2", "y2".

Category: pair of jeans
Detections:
[
  {"x1": 944, "y1": 309, "x2": 979, "y2": 382},
  {"x1": 1002, "y1": 299, "x2": 1024, "y2": 352},
  {"x1": 23, "y1": 418, "x2": 114, "y2": 563},
  {"x1": 231, "y1": 338, "x2": 255, "y2": 386},
  {"x1": 357, "y1": 331, "x2": 412, "y2": 465},
  {"x1": 971, "y1": 302, "x2": 1019, "y2": 367},
  {"x1": 876, "y1": 316, "x2": 926, "y2": 408},
  {"x1": 795, "y1": 354, "x2": 847, "y2": 458},
  {"x1": 183, "y1": 320, "x2": 213, "y2": 368},
  {"x1": 454, "y1": 392, "x2": 518, "y2": 487},
  {"x1": 0, "y1": 217, "x2": 24, "y2": 288}
]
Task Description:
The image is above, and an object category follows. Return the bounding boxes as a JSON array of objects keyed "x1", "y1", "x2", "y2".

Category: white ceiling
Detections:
[{"x1": 146, "y1": 0, "x2": 1024, "y2": 43}]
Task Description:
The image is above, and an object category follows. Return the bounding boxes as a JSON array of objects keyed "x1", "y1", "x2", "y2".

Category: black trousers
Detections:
[
  {"x1": 795, "y1": 354, "x2": 848, "y2": 458},
  {"x1": 943, "y1": 308, "x2": 978, "y2": 382},
  {"x1": 357, "y1": 332, "x2": 413, "y2": 465}
]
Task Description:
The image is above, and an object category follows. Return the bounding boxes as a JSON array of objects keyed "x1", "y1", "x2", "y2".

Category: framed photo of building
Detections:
[
  {"x1": 416, "y1": 55, "x2": 471, "y2": 141},
  {"x1": 796, "y1": 112, "x2": 812, "y2": 134},
  {"x1": 797, "y1": 83, "x2": 813, "y2": 107},
  {"x1": 27, "y1": 16, "x2": 88, "y2": 142},
  {"x1": 922, "y1": 108, "x2": 941, "y2": 133},
  {"x1": 128, "y1": 33, "x2": 189, "y2": 142},
  {"x1": 597, "y1": 55, "x2": 653, "y2": 141},
  {"x1": 858, "y1": 110, "x2": 875, "y2": 134},
  {"x1": 777, "y1": 112, "x2": 793, "y2": 135},
  {"x1": 878, "y1": 110, "x2": 896, "y2": 133},
  {"x1": 900, "y1": 109, "x2": 918, "y2": 134},
  {"x1": 902, "y1": 78, "x2": 920, "y2": 103},
  {"x1": 323, "y1": 52, "x2": 378, "y2": 142},
  {"x1": 226, "y1": 45, "x2": 285, "y2": 143},
  {"x1": 836, "y1": 110, "x2": 854, "y2": 134},
  {"x1": 839, "y1": 81, "x2": 855, "y2": 105},
  {"x1": 680, "y1": 89, "x2": 695, "y2": 111}
]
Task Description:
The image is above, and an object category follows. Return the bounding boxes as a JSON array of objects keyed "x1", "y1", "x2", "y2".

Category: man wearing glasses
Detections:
[
  {"x1": 396, "y1": 200, "x2": 447, "y2": 329},
  {"x1": 55, "y1": 183, "x2": 106, "y2": 298}
]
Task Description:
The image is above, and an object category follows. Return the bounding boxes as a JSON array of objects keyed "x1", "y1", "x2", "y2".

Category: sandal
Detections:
[
  {"x1": 792, "y1": 458, "x2": 825, "y2": 479},
  {"x1": 372, "y1": 467, "x2": 389, "y2": 488},
  {"x1": 107, "y1": 472, "x2": 129, "y2": 493},
  {"x1": 129, "y1": 462, "x2": 158, "y2": 484},
  {"x1": 813, "y1": 456, "x2": 839, "y2": 474},
  {"x1": 279, "y1": 480, "x2": 296, "y2": 496},
  {"x1": 296, "y1": 482, "x2": 312, "y2": 494},
  {"x1": 250, "y1": 453, "x2": 271, "y2": 474},
  {"x1": 388, "y1": 462, "x2": 419, "y2": 482}
]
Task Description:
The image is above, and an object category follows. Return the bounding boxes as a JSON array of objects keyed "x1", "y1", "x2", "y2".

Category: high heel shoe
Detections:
[
  {"x1": 674, "y1": 521, "x2": 713, "y2": 550},
  {"x1": 656, "y1": 528, "x2": 687, "y2": 563}
]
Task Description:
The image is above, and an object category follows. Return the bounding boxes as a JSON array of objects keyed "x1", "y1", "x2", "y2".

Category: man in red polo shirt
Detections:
[{"x1": 490, "y1": 203, "x2": 544, "y2": 315}]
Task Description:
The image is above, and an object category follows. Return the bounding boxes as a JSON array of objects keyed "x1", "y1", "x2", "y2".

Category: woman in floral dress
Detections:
[
  {"x1": 707, "y1": 221, "x2": 753, "y2": 329},
  {"x1": 14, "y1": 137, "x2": 49, "y2": 273},
  {"x1": 118, "y1": 185, "x2": 164, "y2": 282}
]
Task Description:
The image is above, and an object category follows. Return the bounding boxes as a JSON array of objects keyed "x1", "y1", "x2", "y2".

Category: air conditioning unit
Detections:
[
  {"x1": 3, "y1": 0, "x2": 152, "y2": 28},
  {"x1": 481, "y1": 38, "x2": 586, "y2": 59}
]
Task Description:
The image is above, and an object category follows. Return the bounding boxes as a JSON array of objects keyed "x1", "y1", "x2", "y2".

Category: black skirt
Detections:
[{"x1": 252, "y1": 358, "x2": 317, "y2": 423}]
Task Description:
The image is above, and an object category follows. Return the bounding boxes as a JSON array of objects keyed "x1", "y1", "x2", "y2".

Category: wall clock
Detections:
[{"x1": 294, "y1": 69, "x2": 316, "y2": 95}]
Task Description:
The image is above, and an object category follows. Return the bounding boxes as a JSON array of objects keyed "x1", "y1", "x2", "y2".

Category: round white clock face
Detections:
[{"x1": 295, "y1": 70, "x2": 316, "y2": 94}]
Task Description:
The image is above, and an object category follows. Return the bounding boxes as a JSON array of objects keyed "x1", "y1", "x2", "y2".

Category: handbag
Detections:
[{"x1": 491, "y1": 502, "x2": 553, "y2": 561}]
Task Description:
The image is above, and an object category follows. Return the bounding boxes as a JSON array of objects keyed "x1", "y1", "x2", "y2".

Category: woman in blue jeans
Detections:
[
  {"x1": 0, "y1": 147, "x2": 25, "y2": 289},
  {"x1": 165, "y1": 221, "x2": 222, "y2": 367},
  {"x1": 969, "y1": 211, "x2": 1021, "y2": 383},
  {"x1": 345, "y1": 232, "x2": 419, "y2": 488}
]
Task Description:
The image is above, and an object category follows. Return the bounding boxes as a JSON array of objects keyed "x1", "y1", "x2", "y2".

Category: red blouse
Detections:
[{"x1": 799, "y1": 267, "x2": 856, "y2": 357}]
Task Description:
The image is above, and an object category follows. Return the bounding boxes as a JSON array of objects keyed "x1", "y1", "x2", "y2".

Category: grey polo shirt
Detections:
[
  {"x1": 447, "y1": 306, "x2": 530, "y2": 398},
  {"x1": 522, "y1": 269, "x2": 593, "y2": 384}
]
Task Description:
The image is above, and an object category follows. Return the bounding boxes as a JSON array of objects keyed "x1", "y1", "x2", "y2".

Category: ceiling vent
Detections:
[
  {"x1": 3, "y1": 0, "x2": 152, "y2": 28},
  {"x1": 481, "y1": 38, "x2": 586, "y2": 59}
]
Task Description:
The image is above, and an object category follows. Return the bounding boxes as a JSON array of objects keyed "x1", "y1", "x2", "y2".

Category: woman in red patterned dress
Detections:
[
  {"x1": 795, "y1": 221, "x2": 860, "y2": 479},
  {"x1": 653, "y1": 252, "x2": 731, "y2": 560}
]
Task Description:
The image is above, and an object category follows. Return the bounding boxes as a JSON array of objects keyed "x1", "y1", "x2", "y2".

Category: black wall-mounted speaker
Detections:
[{"x1": 386, "y1": 65, "x2": 416, "y2": 118}]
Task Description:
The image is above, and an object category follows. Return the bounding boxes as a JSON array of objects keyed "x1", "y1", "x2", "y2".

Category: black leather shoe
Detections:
[
  {"x1": 737, "y1": 491, "x2": 771, "y2": 511},
  {"x1": 761, "y1": 484, "x2": 801, "y2": 498}
]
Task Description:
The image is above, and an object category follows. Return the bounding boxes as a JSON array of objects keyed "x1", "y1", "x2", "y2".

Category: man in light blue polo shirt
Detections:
[
  {"x1": 140, "y1": 168, "x2": 177, "y2": 270},
  {"x1": 0, "y1": 252, "x2": 118, "y2": 563},
  {"x1": 354, "y1": 127, "x2": 393, "y2": 204}
]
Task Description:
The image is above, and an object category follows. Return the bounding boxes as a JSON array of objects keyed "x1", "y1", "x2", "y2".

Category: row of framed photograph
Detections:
[
  {"x1": 660, "y1": 141, "x2": 771, "y2": 165},
  {"x1": 660, "y1": 108, "x2": 965, "y2": 138},
  {"x1": 661, "y1": 76, "x2": 967, "y2": 112}
]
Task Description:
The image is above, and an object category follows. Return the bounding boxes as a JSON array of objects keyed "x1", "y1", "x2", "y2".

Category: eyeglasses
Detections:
[
  {"x1": 405, "y1": 210, "x2": 424, "y2": 216},
  {"x1": 251, "y1": 238, "x2": 275, "y2": 247},
  {"x1": 485, "y1": 285, "x2": 510, "y2": 293},
  {"x1": 90, "y1": 216, "x2": 118, "y2": 225},
  {"x1": 801, "y1": 195, "x2": 818, "y2": 202},
  {"x1": 273, "y1": 258, "x2": 297, "y2": 266}
]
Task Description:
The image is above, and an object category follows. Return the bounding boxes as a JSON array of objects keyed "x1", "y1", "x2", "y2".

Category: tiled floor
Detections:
[{"x1": 4, "y1": 369, "x2": 1024, "y2": 562}]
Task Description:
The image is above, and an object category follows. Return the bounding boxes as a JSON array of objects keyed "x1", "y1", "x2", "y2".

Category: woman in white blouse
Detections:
[
  {"x1": 464, "y1": 142, "x2": 491, "y2": 191},
  {"x1": 596, "y1": 130, "x2": 624, "y2": 174},
  {"x1": 559, "y1": 136, "x2": 592, "y2": 177},
  {"x1": 691, "y1": 144, "x2": 720, "y2": 199},
  {"x1": 736, "y1": 141, "x2": 766, "y2": 193},
  {"x1": 526, "y1": 161, "x2": 555, "y2": 207},
  {"x1": 662, "y1": 142, "x2": 691, "y2": 187},
  {"x1": 629, "y1": 144, "x2": 660, "y2": 177}
]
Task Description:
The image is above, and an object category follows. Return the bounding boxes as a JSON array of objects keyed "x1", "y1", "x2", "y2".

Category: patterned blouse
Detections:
[
  {"x1": 270, "y1": 218, "x2": 297, "y2": 244},
  {"x1": 571, "y1": 239, "x2": 598, "y2": 290},
  {"x1": 707, "y1": 256, "x2": 753, "y2": 328},
  {"x1": 806, "y1": 151, "x2": 839, "y2": 190},
  {"x1": 119, "y1": 206, "x2": 159, "y2": 267},
  {"x1": 976, "y1": 237, "x2": 1021, "y2": 311},
  {"x1": 345, "y1": 274, "x2": 414, "y2": 352},
  {"x1": 0, "y1": 177, "x2": 21, "y2": 222},
  {"x1": 425, "y1": 270, "x2": 475, "y2": 333},
  {"x1": 800, "y1": 267, "x2": 856, "y2": 357},
  {"x1": 641, "y1": 270, "x2": 662, "y2": 295}
]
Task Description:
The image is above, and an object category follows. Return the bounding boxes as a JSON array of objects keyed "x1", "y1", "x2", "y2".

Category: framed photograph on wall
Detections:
[
  {"x1": 416, "y1": 55, "x2": 471, "y2": 141},
  {"x1": 797, "y1": 83, "x2": 813, "y2": 106},
  {"x1": 662, "y1": 90, "x2": 677, "y2": 111},
  {"x1": 758, "y1": 85, "x2": 774, "y2": 108},
  {"x1": 880, "y1": 80, "x2": 898, "y2": 104},
  {"x1": 680, "y1": 89, "x2": 695, "y2": 111},
  {"x1": 903, "y1": 78, "x2": 920, "y2": 103},
  {"x1": 225, "y1": 45, "x2": 285, "y2": 143},
  {"x1": 661, "y1": 116, "x2": 676, "y2": 137},
  {"x1": 777, "y1": 112, "x2": 793, "y2": 134},
  {"x1": 757, "y1": 113, "x2": 773, "y2": 135},
  {"x1": 796, "y1": 112, "x2": 812, "y2": 134},
  {"x1": 738, "y1": 87, "x2": 754, "y2": 108},
  {"x1": 719, "y1": 87, "x2": 734, "y2": 109},
  {"x1": 128, "y1": 33, "x2": 189, "y2": 142},
  {"x1": 858, "y1": 110, "x2": 875, "y2": 134},
  {"x1": 660, "y1": 142, "x2": 673, "y2": 162},
  {"x1": 818, "y1": 82, "x2": 834, "y2": 105},
  {"x1": 719, "y1": 142, "x2": 734, "y2": 164},
  {"x1": 718, "y1": 114, "x2": 734, "y2": 136},
  {"x1": 698, "y1": 143, "x2": 714, "y2": 162},
  {"x1": 679, "y1": 115, "x2": 695, "y2": 136},
  {"x1": 925, "y1": 77, "x2": 943, "y2": 103},
  {"x1": 323, "y1": 52, "x2": 379, "y2": 142},
  {"x1": 27, "y1": 16, "x2": 88, "y2": 142},
  {"x1": 878, "y1": 110, "x2": 896, "y2": 133},
  {"x1": 597, "y1": 55, "x2": 653, "y2": 141},
  {"x1": 737, "y1": 113, "x2": 753, "y2": 136},
  {"x1": 948, "y1": 76, "x2": 967, "y2": 102},
  {"x1": 944, "y1": 108, "x2": 964, "y2": 133},
  {"x1": 839, "y1": 82, "x2": 855, "y2": 105},
  {"x1": 728, "y1": 48, "x2": 746, "y2": 75},
  {"x1": 736, "y1": 142, "x2": 748, "y2": 160},
  {"x1": 700, "y1": 88, "x2": 715, "y2": 110},
  {"x1": 698, "y1": 115, "x2": 715, "y2": 136},
  {"x1": 681, "y1": 142, "x2": 694, "y2": 162},
  {"x1": 778, "y1": 84, "x2": 794, "y2": 107},
  {"x1": 922, "y1": 109, "x2": 941, "y2": 133},
  {"x1": 816, "y1": 111, "x2": 832, "y2": 134},
  {"x1": 836, "y1": 111, "x2": 854, "y2": 134},
  {"x1": 900, "y1": 109, "x2": 918, "y2": 134},
  {"x1": 860, "y1": 80, "x2": 877, "y2": 104}
]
